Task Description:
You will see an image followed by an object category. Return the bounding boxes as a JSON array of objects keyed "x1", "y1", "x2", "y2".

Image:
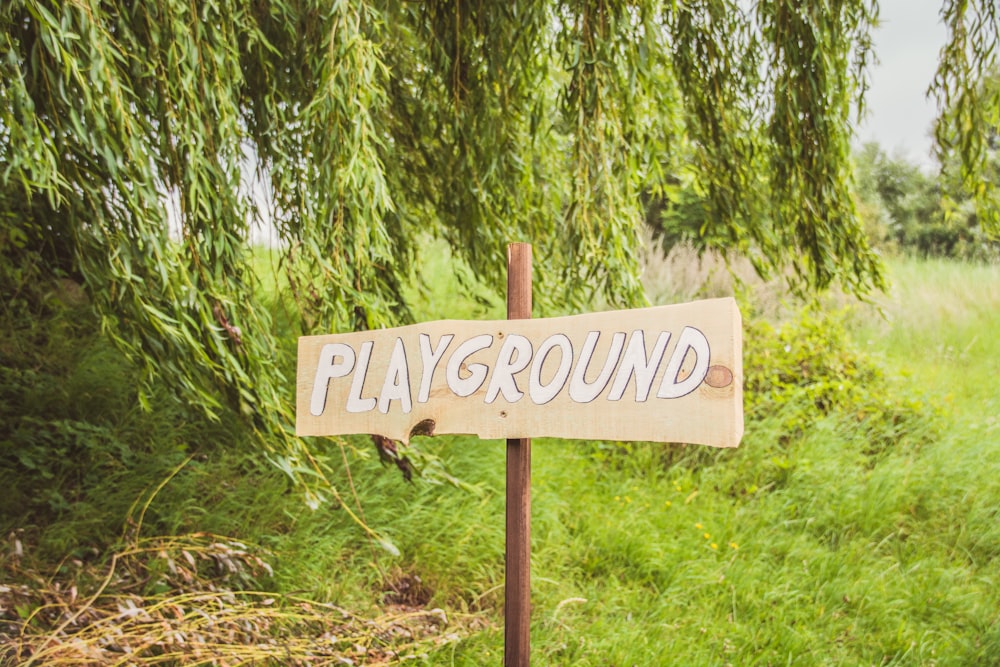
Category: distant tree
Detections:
[
  {"x1": 852, "y1": 143, "x2": 915, "y2": 251},
  {"x1": 852, "y1": 142, "x2": 996, "y2": 259},
  {"x1": 1, "y1": 1, "x2": 997, "y2": 496}
]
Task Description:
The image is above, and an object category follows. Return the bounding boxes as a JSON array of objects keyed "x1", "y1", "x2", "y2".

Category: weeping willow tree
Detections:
[
  {"x1": 934, "y1": 1, "x2": 1000, "y2": 230},
  {"x1": 1, "y1": 1, "x2": 997, "y2": 506}
]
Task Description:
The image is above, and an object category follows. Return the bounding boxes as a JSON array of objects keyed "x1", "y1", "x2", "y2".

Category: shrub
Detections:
[
  {"x1": 743, "y1": 304, "x2": 940, "y2": 459},
  {"x1": 588, "y1": 303, "x2": 941, "y2": 476}
]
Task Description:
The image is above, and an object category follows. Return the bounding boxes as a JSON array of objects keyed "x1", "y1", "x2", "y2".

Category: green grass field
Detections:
[
  {"x1": 3, "y1": 254, "x2": 999, "y2": 665},
  {"x1": 365, "y1": 255, "x2": 1000, "y2": 665}
]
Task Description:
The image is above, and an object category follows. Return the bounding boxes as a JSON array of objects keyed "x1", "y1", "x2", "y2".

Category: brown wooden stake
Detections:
[{"x1": 504, "y1": 243, "x2": 532, "y2": 667}]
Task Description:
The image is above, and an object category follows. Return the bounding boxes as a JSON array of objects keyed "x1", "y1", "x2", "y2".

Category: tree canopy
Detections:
[{"x1": 2, "y1": 1, "x2": 998, "y2": 495}]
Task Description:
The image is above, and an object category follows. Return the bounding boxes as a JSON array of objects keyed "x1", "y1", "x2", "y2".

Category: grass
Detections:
[
  {"x1": 3, "y1": 251, "x2": 999, "y2": 665},
  {"x1": 388, "y1": 251, "x2": 1000, "y2": 664},
  {"x1": 854, "y1": 257, "x2": 1000, "y2": 411}
]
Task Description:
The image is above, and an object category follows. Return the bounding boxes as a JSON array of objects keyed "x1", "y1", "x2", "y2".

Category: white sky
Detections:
[{"x1": 855, "y1": 0, "x2": 948, "y2": 170}]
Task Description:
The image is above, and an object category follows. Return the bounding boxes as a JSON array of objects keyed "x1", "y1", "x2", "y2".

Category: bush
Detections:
[
  {"x1": 589, "y1": 303, "x2": 941, "y2": 476},
  {"x1": 743, "y1": 304, "x2": 940, "y2": 460},
  {"x1": 0, "y1": 273, "x2": 251, "y2": 559}
]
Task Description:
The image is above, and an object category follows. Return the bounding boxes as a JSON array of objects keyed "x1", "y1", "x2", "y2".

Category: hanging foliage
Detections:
[
  {"x1": 932, "y1": 0, "x2": 1000, "y2": 233},
  {"x1": 1, "y1": 1, "x2": 997, "y2": 504}
]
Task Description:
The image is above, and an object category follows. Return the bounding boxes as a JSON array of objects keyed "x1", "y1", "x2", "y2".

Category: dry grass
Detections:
[
  {"x1": 639, "y1": 239, "x2": 798, "y2": 320},
  {"x1": 1, "y1": 533, "x2": 486, "y2": 666}
]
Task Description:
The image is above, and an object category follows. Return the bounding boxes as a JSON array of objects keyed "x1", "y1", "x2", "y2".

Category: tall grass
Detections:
[
  {"x1": 396, "y1": 253, "x2": 1000, "y2": 665},
  {"x1": 854, "y1": 257, "x2": 1000, "y2": 409}
]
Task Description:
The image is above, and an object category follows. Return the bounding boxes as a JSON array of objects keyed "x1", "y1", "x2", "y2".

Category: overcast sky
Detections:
[{"x1": 855, "y1": 0, "x2": 948, "y2": 170}]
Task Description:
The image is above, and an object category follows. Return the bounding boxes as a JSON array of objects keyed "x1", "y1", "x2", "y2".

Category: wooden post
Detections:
[{"x1": 504, "y1": 243, "x2": 532, "y2": 667}]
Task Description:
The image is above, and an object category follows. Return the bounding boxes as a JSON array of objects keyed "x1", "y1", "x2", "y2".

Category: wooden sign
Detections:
[{"x1": 296, "y1": 297, "x2": 742, "y2": 447}]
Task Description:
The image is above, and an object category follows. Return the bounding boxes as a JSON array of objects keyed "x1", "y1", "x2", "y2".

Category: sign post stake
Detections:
[
  {"x1": 296, "y1": 243, "x2": 742, "y2": 666},
  {"x1": 504, "y1": 242, "x2": 532, "y2": 667}
]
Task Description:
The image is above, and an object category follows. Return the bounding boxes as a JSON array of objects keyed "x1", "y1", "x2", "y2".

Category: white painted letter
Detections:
[
  {"x1": 446, "y1": 334, "x2": 494, "y2": 397},
  {"x1": 485, "y1": 334, "x2": 532, "y2": 404},
  {"x1": 569, "y1": 331, "x2": 626, "y2": 403},
  {"x1": 378, "y1": 337, "x2": 413, "y2": 414},
  {"x1": 657, "y1": 326, "x2": 711, "y2": 399},
  {"x1": 310, "y1": 343, "x2": 356, "y2": 416},
  {"x1": 346, "y1": 340, "x2": 378, "y2": 413},
  {"x1": 417, "y1": 333, "x2": 454, "y2": 403},
  {"x1": 529, "y1": 334, "x2": 573, "y2": 405},
  {"x1": 608, "y1": 331, "x2": 671, "y2": 402}
]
